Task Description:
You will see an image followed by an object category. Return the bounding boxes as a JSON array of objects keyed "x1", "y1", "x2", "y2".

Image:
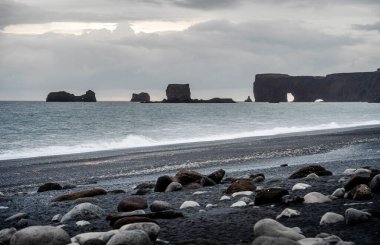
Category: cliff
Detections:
[
  {"x1": 46, "y1": 90, "x2": 96, "y2": 102},
  {"x1": 131, "y1": 92, "x2": 150, "y2": 103},
  {"x1": 253, "y1": 69, "x2": 380, "y2": 102}
]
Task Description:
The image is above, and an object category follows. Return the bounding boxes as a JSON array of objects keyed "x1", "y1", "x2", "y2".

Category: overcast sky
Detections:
[{"x1": 0, "y1": 0, "x2": 379, "y2": 101}]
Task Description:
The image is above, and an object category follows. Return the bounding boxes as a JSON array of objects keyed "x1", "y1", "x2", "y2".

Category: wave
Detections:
[{"x1": 1, "y1": 120, "x2": 380, "y2": 161}]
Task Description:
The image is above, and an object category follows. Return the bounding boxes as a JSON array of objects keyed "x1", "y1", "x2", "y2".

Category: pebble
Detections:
[
  {"x1": 231, "y1": 191, "x2": 253, "y2": 197},
  {"x1": 276, "y1": 208, "x2": 300, "y2": 219},
  {"x1": 253, "y1": 218, "x2": 305, "y2": 241},
  {"x1": 120, "y1": 222, "x2": 160, "y2": 241},
  {"x1": 206, "y1": 204, "x2": 217, "y2": 208},
  {"x1": 220, "y1": 195, "x2": 231, "y2": 201},
  {"x1": 61, "y1": 202, "x2": 105, "y2": 223},
  {"x1": 320, "y1": 212, "x2": 344, "y2": 225},
  {"x1": 230, "y1": 201, "x2": 247, "y2": 207},
  {"x1": 106, "y1": 230, "x2": 151, "y2": 245},
  {"x1": 76, "y1": 220, "x2": 91, "y2": 226},
  {"x1": 303, "y1": 192, "x2": 331, "y2": 204},
  {"x1": 10, "y1": 225, "x2": 71, "y2": 245},
  {"x1": 292, "y1": 183, "x2": 311, "y2": 191},
  {"x1": 180, "y1": 201, "x2": 200, "y2": 209}
]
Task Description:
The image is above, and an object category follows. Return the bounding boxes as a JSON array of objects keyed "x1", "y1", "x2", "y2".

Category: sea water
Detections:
[{"x1": 1, "y1": 101, "x2": 380, "y2": 160}]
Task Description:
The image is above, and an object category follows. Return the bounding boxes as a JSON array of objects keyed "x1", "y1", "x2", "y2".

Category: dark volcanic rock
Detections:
[
  {"x1": 198, "y1": 98, "x2": 236, "y2": 103},
  {"x1": 224, "y1": 179, "x2": 256, "y2": 194},
  {"x1": 244, "y1": 96, "x2": 253, "y2": 102},
  {"x1": 131, "y1": 92, "x2": 150, "y2": 102},
  {"x1": 344, "y1": 175, "x2": 371, "y2": 191},
  {"x1": 154, "y1": 175, "x2": 173, "y2": 192},
  {"x1": 37, "y1": 183, "x2": 62, "y2": 192},
  {"x1": 52, "y1": 188, "x2": 107, "y2": 202},
  {"x1": 165, "y1": 84, "x2": 191, "y2": 103},
  {"x1": 370, "y1": 174, "x2": 380, "y2": 193},
  {"x1": 46, "y1": 90, "x2": 96, "y2": 102},
  {"x1": 207, "y1": 169, "x2": 225, "y2": 184},
  {"x1": 254, "y1": 69, "x2": 380, "y2": 102},
  {"x1": 289, "y1": 165, "x2": 332, "y2": 179},
  {"x1": 112, "y1": 216, "x2": 156, "y2": 229},
  {"x1": 174, "y1": 170, "x2": 216, "y2": 187},
  {"x1": 255, "y1": 188, "x2": 289, "y2": 205},
  {"x1": 117, "y1": 196, "x2": 148, "y2": 212},
  {"x1": 281, "y1": 194, "x2": 304, "y2": 205}
]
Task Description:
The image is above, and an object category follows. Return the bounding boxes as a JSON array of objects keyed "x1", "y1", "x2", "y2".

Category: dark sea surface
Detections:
[{"x1": 1, "y1": 101, "x2": 380, "y2": 161}]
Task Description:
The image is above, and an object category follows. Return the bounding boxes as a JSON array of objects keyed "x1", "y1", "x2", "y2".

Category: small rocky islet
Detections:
[{"x1": 1, "y1": 164, "x2": 380, "y2": 245}]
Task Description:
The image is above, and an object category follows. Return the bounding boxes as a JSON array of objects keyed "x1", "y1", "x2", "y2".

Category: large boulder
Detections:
[
  {"x1": 289, "y1": 165, "x2": 332, "y2": 179},
  {"x1": 224, "y1": 179, "x2": 256, "y2": 194},
  {"x1": 165, "y1": 84, "x2": 191, "y2": 103},
  {"x1": 117, "y1": 196, "x2": 148, "y2": 212},
  {"x1": 60, "y1": 202, "x2": 105, "y2": 223},
  {"x1": 46, "y1": 90, "x2": 96, "y2": 102},
  {"x1": 253, "y1": 218, "x2": 305, "y2": 241},
  {"x1": 131, "y1": 92, "x2": 150, "y2": 103},
  {"x1": 174, "y1": 170, "x2": 216, "y2": 186},
  {"x1": 255, "y1": 188, "x2": 289, "y2": 205},
  {"x1": 52, "y1": 188, "x2": 107, "y2": 202},
  {"x1": 10, "y1": 226, "x2": 70, "y2": 245}
]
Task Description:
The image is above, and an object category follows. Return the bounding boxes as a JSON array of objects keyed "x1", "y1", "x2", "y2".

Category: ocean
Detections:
[{"x1": 1, "y1": 101, "x2": 380, "y2": 161}]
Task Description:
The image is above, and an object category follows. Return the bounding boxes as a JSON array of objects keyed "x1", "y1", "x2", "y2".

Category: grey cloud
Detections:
[
  {"x1": 354, "y1": 22, "x2": 380, "y2": 32},
  {"x1": 168, "y1": 0, "x2": 243, "y2": 10}
]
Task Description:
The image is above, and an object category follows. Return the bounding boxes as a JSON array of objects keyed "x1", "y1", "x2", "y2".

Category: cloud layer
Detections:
[{"x1": 0, "y1": 0, "x2": 379, "y2": 100}]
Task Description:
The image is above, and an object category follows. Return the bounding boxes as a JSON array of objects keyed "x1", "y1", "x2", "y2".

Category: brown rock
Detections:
[
  {"x1": 174, "y1": 170, "x2": 216, "y2": 186},
  {"x1": 344, "y1": 175, "x2": 371, "y2": 191},
  {"x1": 154, "y1": 175, "x2": 173, "y2": 192},
  {"x1": 255, "y1": 188, "x2": 289, "y2": 205},
  {"x1": 117, "y1": 196, "x2": 148, "y2": 212},
  {"x1": 289, "y1": 165, "x2": 332, "y2": 179},
  {"x1": 349, "y1": 184, "x2": 373, "y2": 200},
  {"x1": 52, "y1": 188, "x2": 107, "y2": 202},
  {"x1": 183, "y1": 183, "x2": 202, "y2": 190},
  {"x1": 207, "y1": 169, "x2": 225, "y2": 184},
  {"x1": 112, "y1": 216, "x2": 156, "y2": 229},
  {"x1": 224, "y1": 179, "x2": 256, "y2": 194}
]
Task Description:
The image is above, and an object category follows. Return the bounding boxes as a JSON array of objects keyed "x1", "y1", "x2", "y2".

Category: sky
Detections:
[{"x1": 0, "y1": 0, "x2": 379, "y2": 101}]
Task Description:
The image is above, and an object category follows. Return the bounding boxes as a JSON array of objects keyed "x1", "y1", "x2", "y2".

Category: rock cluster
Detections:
[
  {"x1": 46, "y1": 90, "x2": 96, "y2": 102},
  {"x1": 131, "y1": 92, "x2": 150, "y2": 103}
]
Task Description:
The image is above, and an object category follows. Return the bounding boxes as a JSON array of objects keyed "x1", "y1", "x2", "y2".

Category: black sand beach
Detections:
[{"x1": 1, "y1": 126, "x2": 380, "y2": 244}]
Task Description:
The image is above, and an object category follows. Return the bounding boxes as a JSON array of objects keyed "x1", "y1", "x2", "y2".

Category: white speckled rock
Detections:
[
  {"x1": 276, "y1": 208, "x2": 300, "y2": 219},
  {"x1": 120, "y1": 222, "x2": 160, "y2": 241},
  {"x1": 179, "y1": 201, "x2": 200, "y2": 209},
  {"x1": 304, "y1": 192, "x2": 331, "y2": 204},
  {"x1": 231, "y1": 191, "x2": 253, "y2": 197},
  {"x1": 10, "y1": 226, "x2": 70, "y2": 245},
  {"x1": 220, "y1": 195, "x2": 230, "y2": 201},
  {"x1": 292, "y1": 183, "x2": 311, "y2": 191},
  {"x1": 231, "y1": 201, "x2": 247, "y2": 207},
  {"x1": 72, "y1": 231, "x2": 119, "y2": 244},
  {"x1": 320, "y1": 212, "x2": 344, "y2": 225},
  {"x1": 106, "y1": 230, "x2": 151, "y2": 245},
  {"x1": 61, "y1": 203, "x2": 105, "y2": 223},
  {"x1": 253, "y1": 218, "x2": 305, "y2": 241}
]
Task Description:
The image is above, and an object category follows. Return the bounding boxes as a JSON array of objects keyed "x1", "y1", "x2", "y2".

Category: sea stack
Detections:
[
  {"x1": 165, "y1": 84, "x2": 191, "y2": 103},
  {"x1": 46, "y1": 90, "x2": 96, "y2": 102},
  {"x1": 245, "y1": 96, "x2": 253, "y2": 102},
  {"x1": 131, "y1": 92, "x2": 150, "y2": 103}
]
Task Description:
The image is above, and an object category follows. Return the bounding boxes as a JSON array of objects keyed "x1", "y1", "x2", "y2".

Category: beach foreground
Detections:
[{"x1": 1, "y1": 126, "x2": 380, "y2": 244}]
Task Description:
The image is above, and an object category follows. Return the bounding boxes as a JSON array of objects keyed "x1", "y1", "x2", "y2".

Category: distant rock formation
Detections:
[
  {"x1": 164, "y1": 84, "x2": 235, "y2": 103},
  {"x1": 165, "y1": 84, "x2": 192, "y2": 103},
  {"x1": 46, "y1": 90, "x2": 96, "y2": 102},
  {"x1": 245, "y1": 96, "x2": 253, "y2": 102},
  {"x1": 254, "y1": 69, "x2": 380, "y2": 102},
  {"x1": 131, "y1": 92, "x2": 150, "y2": 103}
]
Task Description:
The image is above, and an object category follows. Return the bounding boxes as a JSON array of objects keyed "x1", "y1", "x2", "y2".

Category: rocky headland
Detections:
[
  {"x1": 46, "y1": 90, "x2": 97, "y2": 102},
  {"x1": 131, "y1": 93, "x2": 151, "y2": 103},
  {"x1": 254, "y1": 69, "x2": 380, "y2": 103}
]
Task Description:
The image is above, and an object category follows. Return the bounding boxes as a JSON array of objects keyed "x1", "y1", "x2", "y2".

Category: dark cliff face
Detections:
[
  {"x1": 253, "y1": 70, "x2": 380, "y2": 102},
  {"x1": 131, "y1": 92, "x2": 150, "y2": 102},
  {"x1": 165, "y1": 84, "x2": 191, "y2": 103},
  {"x1": 46, "y1": 90, "x2": 96, "y2": 102}
]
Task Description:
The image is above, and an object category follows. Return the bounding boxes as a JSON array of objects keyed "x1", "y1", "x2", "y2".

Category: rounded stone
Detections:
[
  {"x1": 106, "y1": 230, "x2": 151, "y2": 245},
  {"x1": 10, "y1": 225, "x2": 70, "y2": 245},
  {"x1": 253, "y1": 218, "x2": 305, "y2": 241},
  {"x1": 303, "y1": 192, "x2": 331, "y2": 204},
  {"x1": 154, "y1": 175, "x2": 173, "y2": 192},
  {"x1": 150, "y1": 200, "x2": 173, "y2": 212},
  {"x1": 61, "y1": 202, "x2": 105, "y2": 223},
  {"x1": 320, "y1": 212, "x2": 344, "y2": 225},
  {"x1": 117, "y1": 197, "x2": 148, "y2": 212},
  {"x1": 120, "y1": 222, "x2": 160, "y2": 241},
  {"x1": 370, "y1": 174, "x2": 380, "y2": 193}
]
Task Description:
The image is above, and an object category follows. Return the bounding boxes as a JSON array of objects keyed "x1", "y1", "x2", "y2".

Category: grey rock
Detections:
[
  {"x1": 253, "y1": 218, "x2": 305, "y2": 241},
  {"x1": 150, "y1": 200, "x2": 173, "y2": 212},
  {"x1": 331, "y1": 188, "x2": 345, "y2": 199},
  {"x1": 52, "y1": 214, "x2": 62, "y2": 223},
  {"x1": 120, "y1": 222, "x2": 160, "y2": 241},
  {"x1": 345, "y1": 208, "x2": 371, "y2": 225},
  {"x1": 5, "y1": 213, "x2": 28, "y2": 222},
  {"x1": 72, "y1": 231, "x2": 118, "y2": 244},
  {"x1": 0, "y1": 228, "x2": 16, "y2": 244},
  {"x1": 320, "y1": 212, "x2": 344, "y2": 225},
  {"x1": 370, "y1": 174, "x2": 380, "y2": 193},
  {"x1": 238, "y1": 196, "x2": 252, "y2": 204},
  {"x1": 10, "y1": 225, "x2": 70, "y2": 245},
  {"x1": 106, "y1": 230, "x2": 151, "y2": 245},
  {"x1": 252, "y1": 236, "x2": 300, "y2": 245},
  {"x1": 61, "y1": 203, "x2": 105, "y2": 223},
  {"x1": 165, "y1": 182, "x2": 183, "y2": 192}
]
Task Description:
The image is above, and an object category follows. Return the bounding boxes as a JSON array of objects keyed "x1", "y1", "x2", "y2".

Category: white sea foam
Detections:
[{"x1": 0, "y1": 120, "x2": 379, "y2": 160}]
